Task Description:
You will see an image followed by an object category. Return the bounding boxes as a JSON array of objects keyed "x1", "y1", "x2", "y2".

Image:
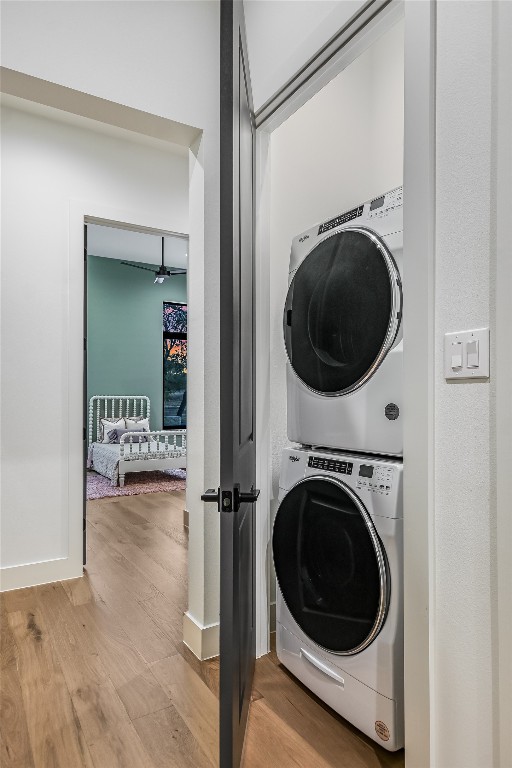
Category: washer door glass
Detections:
[
  {"x1": 283, "y1": 229, "x2": 398, "y2": 395},
  {"x1": 273, "y1": 477, "x2": 388, "y2": 654}
]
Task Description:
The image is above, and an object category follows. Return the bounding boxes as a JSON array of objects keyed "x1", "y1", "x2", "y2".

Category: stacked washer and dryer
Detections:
[{"x1": 272, "y1": 187, "x2": 404, "y2": 751}]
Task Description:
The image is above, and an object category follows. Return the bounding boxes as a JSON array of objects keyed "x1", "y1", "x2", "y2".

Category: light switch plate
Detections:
[{"x1": 444, "y1": 328, "x2": 490, "y2": 380}]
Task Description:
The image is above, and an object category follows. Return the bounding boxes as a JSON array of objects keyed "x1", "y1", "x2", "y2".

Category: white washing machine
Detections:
[
  {"x1": 284, "y1": 186, "x2": 403, "y2": 456},
  {"x1": 273, "y1": 446, "x2": 404, "y2": 751}
]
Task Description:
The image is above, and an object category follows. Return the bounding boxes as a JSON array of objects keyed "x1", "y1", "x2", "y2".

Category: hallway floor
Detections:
[{"x1": 1, "y1": 491, "x2": 404, "y2": 768}]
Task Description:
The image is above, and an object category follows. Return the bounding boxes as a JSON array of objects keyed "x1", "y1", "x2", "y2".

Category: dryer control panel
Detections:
[
  {"x1": 308, "y1": 456, "x2": 353, "y2": 475},
  {"x1": 368, "y1": 186, "x2": 403, "y2": 220},
  {"x1": 357, "y1": 464, "x2": 394, "y2": 495}
]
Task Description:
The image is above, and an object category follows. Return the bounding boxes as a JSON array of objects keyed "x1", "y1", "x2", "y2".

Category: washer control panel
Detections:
[
  {"x1": 368, "y1": 185, "x2": 403, "y2": 220},
  {"x1": 308, "y1": 456, "x2": 353, "y2": 475},
  {"x1": 318, "y1": 205, "x2": 364, "y2": 235},
  {"x1": 357, "y1": 463, "x2": 394, "y2": 495}
]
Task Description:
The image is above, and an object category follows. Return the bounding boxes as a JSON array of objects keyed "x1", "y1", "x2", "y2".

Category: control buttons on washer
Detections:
[
  {"x1": 318, "y1": 205, "x2": 364, "y2": 235},
  {"x1": 357, "y1": 466, "x2": 394, "y2": 495},
  {"x1": 308, "y1": 456, "x2": 353, "y2": 475}
]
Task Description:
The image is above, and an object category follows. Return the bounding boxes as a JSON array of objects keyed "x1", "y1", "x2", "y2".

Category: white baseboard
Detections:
[
  {"x1": 0, "y1": 557, "x2": 82, "y2": 592},
  {"x1": 183, "y1": 610, "x2": 219, "y2": 660}
]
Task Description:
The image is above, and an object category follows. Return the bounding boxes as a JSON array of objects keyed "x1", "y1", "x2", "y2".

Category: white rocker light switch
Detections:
[
  {"x1": 444, "y1": 328, "x2": 490, "y2": 380},
  {"x1": 467, "y1": 339, "x2": 479, "y2": 368},
  {"x1": 451, "y1": 342, "x2": 463, "y2": 369}
]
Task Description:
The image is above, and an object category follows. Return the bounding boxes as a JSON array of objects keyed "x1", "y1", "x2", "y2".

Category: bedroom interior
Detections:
[{"x1": 86, "y1": 223, "x2": 188, "y2": 501}]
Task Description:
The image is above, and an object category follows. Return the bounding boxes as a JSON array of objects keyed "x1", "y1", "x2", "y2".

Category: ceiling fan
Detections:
[{"x1": 121, "y1": 236, "x2": 186, "y2": 284}]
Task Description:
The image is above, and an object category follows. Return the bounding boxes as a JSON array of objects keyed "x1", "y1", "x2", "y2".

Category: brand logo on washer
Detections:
[
  {"x1": 298, "y1": 234, "x2": 309, "y2": 243},
  {"x1": 375, "y1": 721, "x2": 390, "y2": 741},
  {"x1": 385, "y1": 403, "x2": 400, "y2": 421},
  {"x1": 289, "y1": 455, "x2": 300, "y2": 462}
]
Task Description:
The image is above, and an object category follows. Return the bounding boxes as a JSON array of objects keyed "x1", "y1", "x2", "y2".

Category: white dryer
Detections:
[
  {"x1": 273, "y1": 446, "x2": 403, "y2": 751},
  {"x1": 284, "y1": 186, "x2": 403, "y2": 456}
]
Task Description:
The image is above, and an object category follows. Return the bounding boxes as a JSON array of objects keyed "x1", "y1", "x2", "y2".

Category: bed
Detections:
[{"x1": 87, "y1": 395, "x2": 186, "y2": 486}]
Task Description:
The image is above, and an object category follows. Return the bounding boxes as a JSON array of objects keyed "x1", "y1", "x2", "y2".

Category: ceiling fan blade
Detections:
[
  {"x1": 120, "y1": 262, "x2": 156, "y2": 273},
  {"x1": 166, "y1": 269, "x2": 187, "y2": 276}
]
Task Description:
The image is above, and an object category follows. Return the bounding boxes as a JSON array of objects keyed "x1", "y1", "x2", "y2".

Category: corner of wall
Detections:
[{"x1": 183, "y1": 610, "x2": 219, "y2": 660}]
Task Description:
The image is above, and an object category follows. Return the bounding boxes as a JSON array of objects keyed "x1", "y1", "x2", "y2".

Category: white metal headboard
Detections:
[{"x1": 88, "y1": 395, "x2": 150, "y2": 445}]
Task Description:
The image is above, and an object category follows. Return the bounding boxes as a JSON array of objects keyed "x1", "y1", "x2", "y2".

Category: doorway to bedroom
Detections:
[{"x1": 85, "y1": 221, "x2": 188, "y2": 503}]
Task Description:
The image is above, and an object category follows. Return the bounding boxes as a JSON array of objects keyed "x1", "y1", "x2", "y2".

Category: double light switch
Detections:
[{"x1": 444, "y1": 328, "x2": 490, "y2": 380}]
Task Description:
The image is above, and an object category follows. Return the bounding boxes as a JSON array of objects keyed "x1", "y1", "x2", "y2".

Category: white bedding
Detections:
[{"x1": 87, "y1": 440, "x2": 186, "y2": 486}]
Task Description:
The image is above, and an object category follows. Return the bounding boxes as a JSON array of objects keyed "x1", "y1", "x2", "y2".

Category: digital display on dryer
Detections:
[
  {"x1": 359, "y1": 465, "x2": 374, "y2": 478},
  {"x1": 370, "y1": 195, "x2": 385, "y2": 211}
]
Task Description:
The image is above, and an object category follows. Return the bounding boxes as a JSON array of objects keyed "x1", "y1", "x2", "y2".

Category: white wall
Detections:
[
  {"x1": 0, "y1": 1, "x2": 221, "y2": 651},
  {"x1": 0, "y1": 102, "x2": 188, "y2": 572},
  {"x1": 0, "y1": 1, "x2": 216, "y2": 133},
  {"x1": 433, "y1": 3, "x2": 499, "y2": 765},
  {"x1": 268, "y1": 19, "x2": 404, "y2": 602},
  {"x1": 244, "y1": 0, "x2": 369, "y2": 111}
]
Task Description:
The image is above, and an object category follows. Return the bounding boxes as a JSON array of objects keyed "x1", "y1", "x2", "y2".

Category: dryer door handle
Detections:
[{"x1": 300, "y1": 647, "x2": 345, "y2": 687}]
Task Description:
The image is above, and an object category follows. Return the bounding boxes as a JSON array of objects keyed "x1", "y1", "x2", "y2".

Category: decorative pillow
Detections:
[
  {"x1": 108, "y1": 428, "x2": 148, "y2": 444},
  {"x1": 106, "y1": 428, "x2": 120, "y2": 444},
  {"x1": 100, "y1": 417, "x2": 125, "y2": 443},
  {"x1": 125, "y1": 417, "x2": 150, "y2": 432}
]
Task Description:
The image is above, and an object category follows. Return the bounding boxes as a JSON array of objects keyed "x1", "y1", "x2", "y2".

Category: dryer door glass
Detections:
[
  {"x1": 273, "y1": 477, "x2": 388, "y2": 654},
  {"x1": 283, "y1": 229, "x2": 398, "y2": 395}
]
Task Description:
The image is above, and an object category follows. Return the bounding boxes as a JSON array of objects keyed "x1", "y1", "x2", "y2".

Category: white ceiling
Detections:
[{"x1": 87, "y1": 223, "x2": 188, "y2": 270}]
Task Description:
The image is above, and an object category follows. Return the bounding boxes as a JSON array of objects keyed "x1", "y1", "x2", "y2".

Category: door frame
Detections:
[
  {"x1": 82, "y1": 216, "x2": 190, "y2": 564},
  {"x1": 496, "y1": 2, "x2": 512, "y2": 763},
  {"x1": 253, "y1": 2, "x2": 434, "y2": 765},
  {"x1": 70, "y1": 200, "x2": 194, "y2": 579}
]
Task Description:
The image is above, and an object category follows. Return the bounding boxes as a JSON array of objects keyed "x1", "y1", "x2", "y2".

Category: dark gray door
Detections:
[
  {"x1": 83, "y1": 223, "x2": 88, "y2": 565},
  {"x1": 219, "y1": 1, "x2": 257, "y2": 765}
]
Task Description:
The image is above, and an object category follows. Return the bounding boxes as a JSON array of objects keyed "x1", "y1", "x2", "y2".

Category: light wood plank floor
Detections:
[{"x1": 1, "y1": 491, "x2": 404, "y2": 768}]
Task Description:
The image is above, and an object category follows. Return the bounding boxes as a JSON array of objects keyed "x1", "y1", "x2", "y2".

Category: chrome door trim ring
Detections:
[
  {"x1": 272, "y1": 474, "x2": 390, "y2": 656},
  {"x1": 283, "y1": 226, "x2": 402, "y2": 397}
]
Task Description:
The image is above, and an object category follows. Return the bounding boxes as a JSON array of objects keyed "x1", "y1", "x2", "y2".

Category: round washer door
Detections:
[
  {"x1": 283, "y1": 228, "x2": 401, "y2": 395},
  {"x1": 273, "y1": 476, "x2": 389, "y2": 655}
]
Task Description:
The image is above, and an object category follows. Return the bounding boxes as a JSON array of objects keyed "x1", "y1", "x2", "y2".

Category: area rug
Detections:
[{"x1": 86, "y1": 469, "x2": 186, "y2": 500}]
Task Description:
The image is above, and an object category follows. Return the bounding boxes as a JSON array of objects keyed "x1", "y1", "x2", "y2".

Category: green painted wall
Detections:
[{"x1": 87, "y1": 255, "x2": 187, "y2": 430}]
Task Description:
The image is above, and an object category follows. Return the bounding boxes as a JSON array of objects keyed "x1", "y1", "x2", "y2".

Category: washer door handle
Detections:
[{"x1": 300, "y1": 647, "x2": 345, "y2": 687}]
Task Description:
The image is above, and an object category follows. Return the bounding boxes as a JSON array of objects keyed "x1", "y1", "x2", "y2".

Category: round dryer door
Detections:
[
  {"x1": 273, "y1": 476, "x2": 389, "y2": 655},
  {"x1": 283, "y1": 228, "x2": 401, "y2": 395}
]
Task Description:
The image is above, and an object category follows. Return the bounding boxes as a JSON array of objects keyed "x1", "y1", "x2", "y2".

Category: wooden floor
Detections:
[{"x1": 1, "y1": 491, "x2": 404, "y2": 768}]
